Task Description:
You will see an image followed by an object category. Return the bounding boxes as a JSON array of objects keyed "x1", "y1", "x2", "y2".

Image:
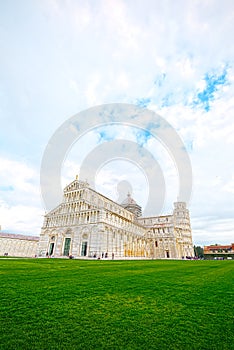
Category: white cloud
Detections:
[
  {"x1": 0, "y1": 201, "x2": 43, "y2": 235},
  {"x1": 223, "y1": 176, "x2": 234, "y2": 194},
  {"x1": 0, "y1": 157, "x2": 42, "y2": 235},
  {"x1": 0, "y1": 157, "x2": 39, "y2": 203},
  {"x1": 192, "y1": 217, "x2": 234, "y2": 246}
]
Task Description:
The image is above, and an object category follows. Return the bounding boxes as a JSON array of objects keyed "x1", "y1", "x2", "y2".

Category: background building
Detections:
[
  {"x1": 204, "y1": 243, "x2": 234, "y2": 259},
  {"x1": 0, "y1": 232, "x2": 39, "y2": 257}
]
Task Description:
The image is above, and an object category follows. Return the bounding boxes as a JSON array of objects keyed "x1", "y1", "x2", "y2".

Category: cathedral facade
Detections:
[{"x1": 38, "y1": 176, "x2": 194, "y2": 259}]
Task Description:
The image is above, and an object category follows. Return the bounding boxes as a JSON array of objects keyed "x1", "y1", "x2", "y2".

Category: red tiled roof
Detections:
[{"x1": 204, "y1": 244, "x2": 233, "y2": 251}]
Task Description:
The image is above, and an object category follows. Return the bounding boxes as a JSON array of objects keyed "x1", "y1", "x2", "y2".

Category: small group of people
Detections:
[
  {"x1": 45, "y1": 252, "x2": 54, "y2": 258},
  {"x1": 93, "y1": 252, "x2": 115, "y2": 260},
  {"x1": 182, "y1": 256, "x2": 201, "y2": 260}
]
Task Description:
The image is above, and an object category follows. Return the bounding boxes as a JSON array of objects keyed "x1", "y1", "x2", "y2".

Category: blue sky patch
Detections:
[
  {"x1": 0, "y1": 185, "x2": 14, "y2": 192},
  {"x1": 161, "y1": 93, "x2": 174, "y2": 107},
  {"x1": 98, "y1": 130, "x2": 115, "y2": 142},
  {"x1": 185, "y1": 140, "x2": 193, "y2": 152},
  {"x1": 154, "y1": 73, "x2": 166, "y2": 87},
  {"x1": 192, "y1": 67, "x2": 228, "y2": 111},
  {"x1": 136, "y1": 97, "x2": 151, "y2": 108},
  {"x1": 136, "y1": 129, "x2": 151, "y2": 146},
  {"x1": 146, "y1": 121, "x2": 161, "y2": 130}
]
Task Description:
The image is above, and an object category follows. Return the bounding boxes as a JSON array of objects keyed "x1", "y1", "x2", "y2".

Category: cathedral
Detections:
[{"x1": 38, "y1": 176, "x2": 194, "y2": 259}]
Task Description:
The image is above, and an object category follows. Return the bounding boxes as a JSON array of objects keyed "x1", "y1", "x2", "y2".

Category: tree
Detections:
[{"x1": 194, "y1": 245, "x2": 204, "y2": 258}]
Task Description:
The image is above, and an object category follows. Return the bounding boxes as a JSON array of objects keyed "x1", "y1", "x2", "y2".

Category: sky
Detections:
[{"x1": 0, "y1": 0, "x2": 234, "y2": 246}]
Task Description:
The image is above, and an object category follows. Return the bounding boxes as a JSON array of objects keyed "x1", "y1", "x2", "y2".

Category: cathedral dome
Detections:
[
  {"x1": 121, "y1": 192, "x2": 142, "y2": 217},
  {"x1": 121, "y1": 192, "x2": 137, "y2": 205}
]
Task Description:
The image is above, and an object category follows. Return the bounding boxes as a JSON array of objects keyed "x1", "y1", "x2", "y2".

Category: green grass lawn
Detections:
[{"x1": 0, "y1": 259, "x2": 233, "y2": 350}]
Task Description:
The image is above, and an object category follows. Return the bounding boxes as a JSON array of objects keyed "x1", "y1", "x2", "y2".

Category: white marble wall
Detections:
[{"x1": 0, "y1": 234, "x2": 39, "y2": 257}]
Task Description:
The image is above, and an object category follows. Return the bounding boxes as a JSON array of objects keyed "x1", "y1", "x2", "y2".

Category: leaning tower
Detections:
[{"x1": 173, "y1": 202, "x2": 194, "y2": 258}]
